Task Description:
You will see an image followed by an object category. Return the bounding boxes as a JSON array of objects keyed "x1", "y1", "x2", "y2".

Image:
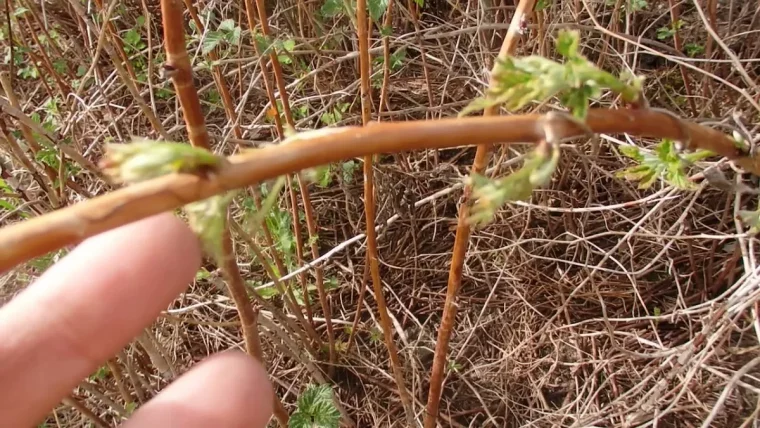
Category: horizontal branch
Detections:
[{"x1": 0, "y1": 108, "x2": 754, "y2": 272}]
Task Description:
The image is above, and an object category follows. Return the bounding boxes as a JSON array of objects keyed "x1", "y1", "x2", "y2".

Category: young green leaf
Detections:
[
  {"x1": 342, "y1": 160, "x2": 358, "y2": 183},
  {"x1": 202, "y1": 31, "x2": 225, "y2": 55},
  {"x1": 535, "y1": 0, "x2": 552, "y2": 11},
  {"x1": 289, "y1": 384, "x2": 340, "y2": 428},
  {"x1": 185, "y1": 192, "x2": 236, "y2": 262},
  {"x1": 321, "y1": 0, "x2": 344, "y2": 17},
  {"x1": 368, "y1": 0, "x2": 389, "y2": 21}
]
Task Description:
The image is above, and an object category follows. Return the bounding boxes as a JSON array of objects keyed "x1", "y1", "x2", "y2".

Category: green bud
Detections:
[{"x1": 101, "y1": 138, "x2": 221, "y2": 184}]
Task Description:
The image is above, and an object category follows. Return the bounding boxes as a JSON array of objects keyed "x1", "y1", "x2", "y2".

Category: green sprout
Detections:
[
  {"x1": 616, "y1": 139, "x2": 713, "y2": 190},
  {"x1": 469, "y1": 142, "x2": 560, "y2": 227},
  {"x1": 101, "y1": 138, "x2": 222, "y2": 184},
  {"x1": 461, "y1": 30, "x2": 643, "y2": 119}
]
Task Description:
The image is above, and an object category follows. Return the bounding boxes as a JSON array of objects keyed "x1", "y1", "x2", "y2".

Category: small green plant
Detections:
[
  {"x1": 320, "y1": 102, "x2": 350, "y2": 126},
  {"x1": 656, "y1": 20, "x2": 683, "y2": 40},
  {"x1": 446, "y1": 359, "x2": 462, "y2": 373},
  {"x1": 28, "y1": 249, "x2": 67, "y2": 272},
  {"x1": 684, "y1": 43, "x2": 704, "y2": 57},
  {"x1": 629, "y1": 0, "x2": 647, "y2": 11},
  {"x1": 616, "y1": 139, "x2": 713, "y2": 190},
  {"x1": 372, "y1": 47, "x2": 406, "y2": 88},
  {"x1": 535, "y1": 0, "x2": 552, "y2": 10},
  {"x1": 341, "y1": 160, "x2": 359, "y2": 183},
  {"x1": 202, "y1": 19, "x2": 241, "y2": 56},
  {"x1": 320, "y1": 0, "x2": 388, "y2": 22},
  {"x1": 89, "y1": 365, "x2": 110, "y2": 381},
  {"x1": 369, "y1": 327, "x2": 382, "y2": 343},
  {"x1": 124, "y1": 402, "x2": 137, "y2": 416},
  {"x1": 123, "y1": 17, "x2": 147, "y2": 55},
  {"x1": 0, "y1": 178, "x2": 21, "y2": 215},
  {"x1": 289, "y1": 384, "x2": 340, "y2": 428}
]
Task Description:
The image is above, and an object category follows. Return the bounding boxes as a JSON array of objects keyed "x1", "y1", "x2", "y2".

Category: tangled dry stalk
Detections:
[{"x1": 1, "y1": 0, "x2": 760, "y2": 426}]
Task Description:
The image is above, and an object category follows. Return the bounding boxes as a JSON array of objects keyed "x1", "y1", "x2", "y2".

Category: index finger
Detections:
[{"x1": 0, "y1": 213, "x2": 201, "y2": 427}]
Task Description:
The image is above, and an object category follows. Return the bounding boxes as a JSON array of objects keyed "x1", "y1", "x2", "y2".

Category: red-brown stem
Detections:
[
  {"x1": 667, "y1": 0, "x2": 697, "y2": 116},
  {"x1": 253, "y1": 0, "x2": 337, "y2": 375},
  {"x1": 0, "y1": 109, "x2": 752, "y2": 271},
  {"x1": 180, "y1": 0, "x2": 243, "y2": 139},
  {"x1": 422, "y1": 1, "x2": 535, "y2": 426},
  {"x1": 357, "y1": 0, "x2": 415, "y2": 424},
  {"x1": 159, "y1": 1, "x2": 288, "y2": 425}
]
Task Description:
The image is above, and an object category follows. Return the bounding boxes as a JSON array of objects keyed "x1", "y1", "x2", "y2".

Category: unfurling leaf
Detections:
[
  {"x1": 100, "y1": 138, "x2": 221, "y2": 184},
  {"x1": 185, "y1": 192, "x2": 236, "y2": 262},
  {"x1": 469, "y1": 143, "x2": 560, "y2": 227},
  {"x1": 289, "y1": 384, "x2": 340, "y2": 428}
]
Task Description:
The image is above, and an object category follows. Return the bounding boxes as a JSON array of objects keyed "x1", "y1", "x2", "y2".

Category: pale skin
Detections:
[{"x1": 0, "y1": 213, "x2": 274, "y2": 427}]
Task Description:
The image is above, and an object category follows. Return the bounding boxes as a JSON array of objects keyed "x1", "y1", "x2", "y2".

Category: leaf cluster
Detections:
[
  {"x1": 462, "y1": 30, "x2": 643, "y2": 119},
  {"x1": 616, "y1": 139, "x2": 713, "y2": 190}
]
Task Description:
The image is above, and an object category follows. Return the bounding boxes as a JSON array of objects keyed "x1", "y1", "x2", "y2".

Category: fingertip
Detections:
[
  {"x1": 0, "y1": 213, "x2": 203, "y2": 426},
  {"x1": 83, "y1": 212, "x2": 202, "y2": 282},
  {"x1": 125, "y1": 351, "x2": 274, "y2": 428}
]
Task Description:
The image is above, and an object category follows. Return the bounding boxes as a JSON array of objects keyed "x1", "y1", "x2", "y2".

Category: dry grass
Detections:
[{"x1": 2, "y1": 0, "x2": 760, "y2": 426}]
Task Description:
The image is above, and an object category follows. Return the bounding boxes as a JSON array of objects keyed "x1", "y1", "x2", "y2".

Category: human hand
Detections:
[{"x1": 0, "y1": 213, "x2": 274, "y2": 427}]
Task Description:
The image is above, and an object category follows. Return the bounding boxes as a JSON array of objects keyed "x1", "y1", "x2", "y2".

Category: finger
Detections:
[
  {"x1": 0, "y1": 213, "x2": 201, "y2": 427},
  {"x1": 124, "y1": 351, "x2": 274, "y2": 428}
]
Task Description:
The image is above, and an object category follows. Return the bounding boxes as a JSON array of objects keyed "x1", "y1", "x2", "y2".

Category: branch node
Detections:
[
  {"x1": 161, "y1": 64, "x2": 179, "y2": 80},
  {"x1": 540, "y1": 110, "x2": 593, "y2": 145},
  {"x1": 649, "y1": 107, "x2": 692, "y2": 152}
]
